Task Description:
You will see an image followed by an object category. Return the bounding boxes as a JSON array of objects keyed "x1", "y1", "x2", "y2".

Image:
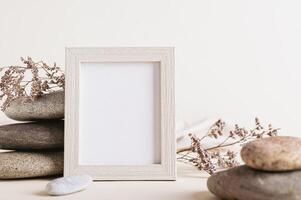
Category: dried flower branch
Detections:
[
  {"x1": 0, "y1": 57, "x2": 64, "y2": 110},
  {"x1": 177, "y1": 118, "x2": 280, "y2": 175}
]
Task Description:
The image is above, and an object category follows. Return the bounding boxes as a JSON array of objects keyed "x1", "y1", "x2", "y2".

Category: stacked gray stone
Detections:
[
  {"x1": 0, "y1": 91, "x2": 64, "y2": 179},
  {"x1": 207, "y1": 136, "x2": 301, "y2": 200}
]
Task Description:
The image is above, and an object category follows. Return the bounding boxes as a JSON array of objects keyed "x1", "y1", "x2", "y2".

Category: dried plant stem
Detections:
[
  {"x1": 177, "y1": 118, "x2": 280, "y2": 174},
  {"x1": 0, "y1": 57, "x2": 65, "y2": 110},
  {"x1": 205, "y1": 137, "x2": 244, "y2": 151},
  {"x1": 177, "y1": 138, "x2": 236, "y2": 153}
]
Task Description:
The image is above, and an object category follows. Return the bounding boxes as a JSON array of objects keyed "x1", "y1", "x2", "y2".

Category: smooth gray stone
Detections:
[
  {"x1": 4, "y1": 91, "x2": 64, "y2": 121},
  {"x1": 0, "y1": 121, "x2": 63, "y2": 150},
  {"x1": 207, "y1": 165, "x2": 301, "y2": 200},
  {"x1": 46, "y1": 175, "x2": 92, "y2": 196},
  {"x1": 0, "y1": 151, "x2": 63, "y2": 179}
]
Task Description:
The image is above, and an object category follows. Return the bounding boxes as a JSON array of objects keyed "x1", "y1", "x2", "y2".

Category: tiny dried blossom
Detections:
[
  {"x1": 177, "y1": 118, "x2": 280, "y2": 175},
  {"x1": 208, "y1": 119, "x2": 225, "y2": 139},
  {"x1": 189, "y1": 134, "x2": 216, "y2": 174},
  {"x1": 0, "y1": 57, "x2": 65, "y2": 110},
  {"x1": 229, "y1": 124, "x2": 248, "y2": 139}
]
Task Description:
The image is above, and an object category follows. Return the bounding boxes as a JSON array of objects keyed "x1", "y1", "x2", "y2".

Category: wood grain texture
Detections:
[{"x1": 65, "y1": 47, "x2": 175, "y2": 180}]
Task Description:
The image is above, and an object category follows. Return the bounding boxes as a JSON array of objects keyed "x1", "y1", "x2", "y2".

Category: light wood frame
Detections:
[{"x1": 65, "y1": 47, "x2": 176, "y2": 180}]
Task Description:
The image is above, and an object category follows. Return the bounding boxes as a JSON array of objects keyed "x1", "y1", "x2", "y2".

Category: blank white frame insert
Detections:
[
  {"x1": 79, "y1": 62, "x2": 161, "y2": 165},
  {"x1": 65, "y1": 47, "x2": 175, "y2": 180}
]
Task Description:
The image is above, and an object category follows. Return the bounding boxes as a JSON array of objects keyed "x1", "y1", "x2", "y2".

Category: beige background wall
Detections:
[{"x1": 0, "y1": 0, "x2": 301, "y2": 136}]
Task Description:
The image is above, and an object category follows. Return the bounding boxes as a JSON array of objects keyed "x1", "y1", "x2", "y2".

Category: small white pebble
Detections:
[{"x1": 46, "y1": 175, "x2": 92, "y2": 196}]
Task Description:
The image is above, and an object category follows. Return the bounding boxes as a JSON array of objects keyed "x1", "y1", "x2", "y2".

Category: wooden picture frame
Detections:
[{"x1": 64, "y1": 47, "x2": 176, "y2": 180}]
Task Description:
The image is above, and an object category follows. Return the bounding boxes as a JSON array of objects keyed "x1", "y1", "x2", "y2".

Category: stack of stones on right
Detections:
[{"x1": 207, "y1": 136, "x2": 301, "y2": 200}]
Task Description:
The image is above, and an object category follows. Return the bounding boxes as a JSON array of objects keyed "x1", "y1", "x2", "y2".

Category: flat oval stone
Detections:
[
  {"x1": 0, "y1": 120, "x2": 63, "y2": 150},
  {"x1": 4, "y1": 91, "x2": 64, "y2": 121},
  {"x1": 241, "y1": 136, "x2": 301, "y2": 171},
  {"x1": 207, "y1": 165, "x2": 301, "y2": 200},
  {"x1": 46, "y1": 175, "x2": 92, "y2": 196},
  {"x1": 0, "y1": 151, "x2": 63, "y2": 179}
]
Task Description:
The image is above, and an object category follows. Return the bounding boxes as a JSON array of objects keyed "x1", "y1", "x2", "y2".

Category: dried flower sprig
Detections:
[
  {"x1": 0, "y1": 57, "x2": 65, "y2": 110},
  {"x1": 177, "y1": 118, "x2": 280, "y2": 174}
]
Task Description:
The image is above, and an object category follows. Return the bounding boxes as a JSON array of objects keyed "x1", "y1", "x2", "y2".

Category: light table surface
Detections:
[{"x1": 0, "y1": 163, "x2": 218, "y2": 200}]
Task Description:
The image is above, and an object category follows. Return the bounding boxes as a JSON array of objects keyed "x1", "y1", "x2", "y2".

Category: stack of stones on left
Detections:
[
  {"x1": 207, "y1": 136, "x2": 301, "y2": 200},
  {"x1": 0, "y1": 91, "x2": 64, "y2": 179}
]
